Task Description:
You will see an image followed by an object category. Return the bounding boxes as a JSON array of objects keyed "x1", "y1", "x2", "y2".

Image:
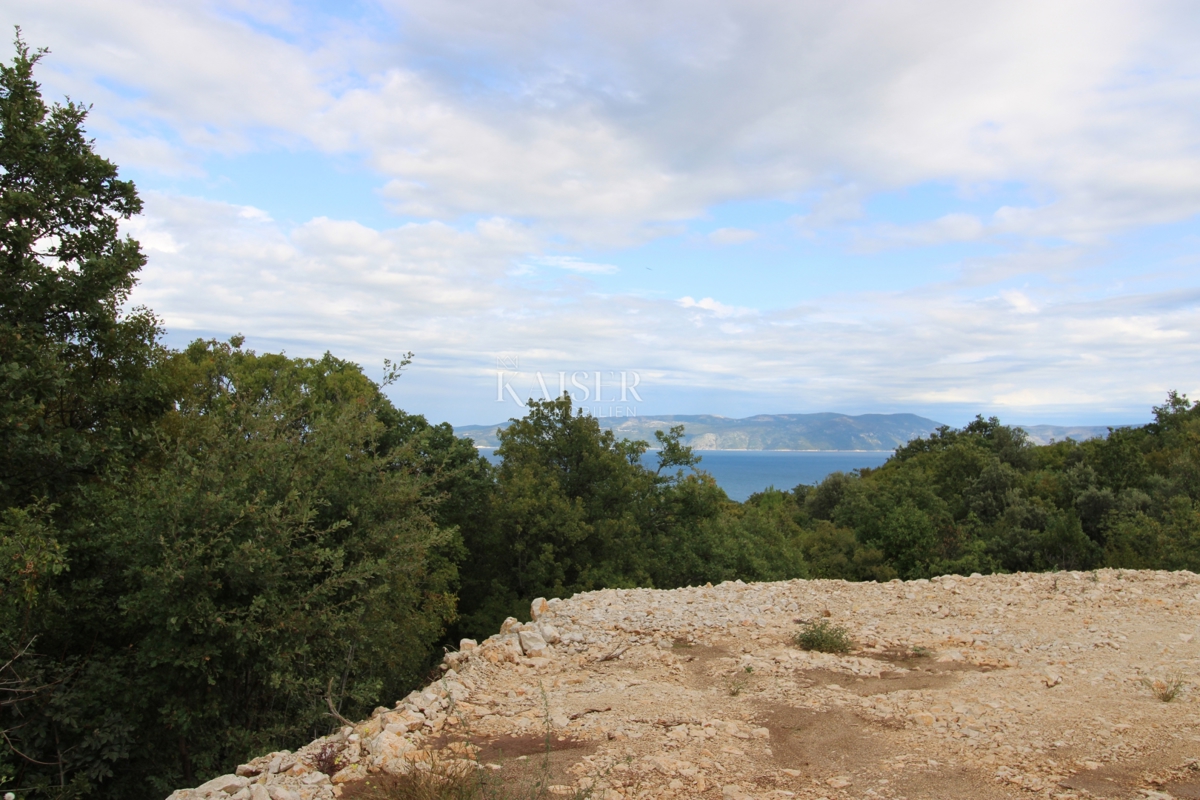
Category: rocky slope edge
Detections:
[{"x1": 167, "y1": 570, "x2": 1200, "y2": 800}]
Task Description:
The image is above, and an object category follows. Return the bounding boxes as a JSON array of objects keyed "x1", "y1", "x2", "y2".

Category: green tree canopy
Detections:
[{"x1": 0, "y1": 33, "x2": 163, "y2": 509}]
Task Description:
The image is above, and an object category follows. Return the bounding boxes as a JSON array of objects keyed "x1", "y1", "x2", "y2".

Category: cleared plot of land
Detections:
[{"x1": 169, "y1": 570, "x2": 1200, "y2": 800}]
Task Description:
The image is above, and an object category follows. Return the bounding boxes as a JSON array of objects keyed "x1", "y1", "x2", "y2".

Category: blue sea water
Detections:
[{"x1": 476, "y1": 448, "x2": 893, "y2": 502}]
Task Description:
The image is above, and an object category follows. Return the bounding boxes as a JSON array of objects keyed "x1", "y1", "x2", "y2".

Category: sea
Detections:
[{"x1": 476, "y1": 448, "x2": 894, "y2": 502}]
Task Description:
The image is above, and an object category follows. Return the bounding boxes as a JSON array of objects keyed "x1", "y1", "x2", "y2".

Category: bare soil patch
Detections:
[
  {"x1": 1060, "y1": 744, "x2": 1200, "y2": 799},
  {"x1": 759, "y1": 705, "x2": 885, "y2": 772},
  {"x1": 339, "y1": 735, "x2": 595, "y2": 800},
  {"x1": 871, "y1": 646, "x2": 1003, "y2": 672},
  {"x1": 887, "y1": 763, "x2": 1025, "y2": 800},
  {"x1": 797, "y1": 668, "x2": 958, "y2": 695},
  {"x1": 472, "y1": 733, "x2": 592, "y2": 764}
]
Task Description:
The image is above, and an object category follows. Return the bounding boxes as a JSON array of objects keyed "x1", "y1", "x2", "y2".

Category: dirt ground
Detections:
[
  {"x1": 390, "y1": 570, "x2": 1199, "y2": 799},
  {"x1": 181, "y1": 570, "x2": 1199, "y2": 800}
]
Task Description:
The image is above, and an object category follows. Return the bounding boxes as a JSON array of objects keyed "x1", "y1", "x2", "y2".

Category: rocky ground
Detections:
[{"x1": 169, "y1": 570, "x2": 1200, "y2": 800}]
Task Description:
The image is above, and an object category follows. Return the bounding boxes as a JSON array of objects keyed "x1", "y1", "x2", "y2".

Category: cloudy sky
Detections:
[{"x1": 12, "y1": 1, "x2": 1200, "y2": 426}]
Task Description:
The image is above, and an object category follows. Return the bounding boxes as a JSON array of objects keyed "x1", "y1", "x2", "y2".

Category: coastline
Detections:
[{"x1": 474, "y1": 445, "x2": 894, "y2": 453}]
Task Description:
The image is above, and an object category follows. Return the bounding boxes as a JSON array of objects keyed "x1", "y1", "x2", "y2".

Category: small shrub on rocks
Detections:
[
  {"x1": 1143, "y1": 673, "x2": 1186, "y2": 703},
  {"x1": 313, "y1": 741, "x2": 348, "y2": 776},
  {"x1": 793, "y1": 620, "x2": 853, "y2": 654}
]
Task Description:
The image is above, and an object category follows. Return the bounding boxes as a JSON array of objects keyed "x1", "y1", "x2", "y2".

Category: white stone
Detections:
[
  {"x1": 519, "y1": 629, "x2": 549, "y2": 657},
  {"x1": 369, "y1": 730, "x2": 414, "y2": 764},
  {"x1": 196, "y1": 775, "x2": 247, "y2": 795},
  {"x1": 482, "y1": 634, "x2": 523, "y2": 663}
]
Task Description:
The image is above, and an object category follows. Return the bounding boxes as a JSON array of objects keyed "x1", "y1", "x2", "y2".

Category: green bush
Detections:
[{"x1": 793, "y1": 620, "x2": 853, "y2": 654}]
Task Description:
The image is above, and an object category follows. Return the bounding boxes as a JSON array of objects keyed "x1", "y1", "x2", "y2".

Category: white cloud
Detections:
[
  {"x1": 708, "y1": 227, "x2": 758, "y2": 245},
  {"x1": 677, "y1": 296, "x2": 755, "y2": 318},
  {"x1": 1000, "y1": 291, "x2": 1039, "y2": 315},
  {"x1": 17, "y1": 0, "x2": 1200, "y2": 245},
  {"x1": 121, "y1": 193, "x2": 1200, "y2": 423},
  {"x1": 859, "y1": 213, "x2": 986, "y2": 250},
  {"x1": 791, "y1": 184, "x2": 865, "y2": 235},
  {"x1": 535, "y1": 256, "x2": 620, "y2": 274},
  {"x1": 13, "y1": 1, "x2": 1200, "y2": 423}
]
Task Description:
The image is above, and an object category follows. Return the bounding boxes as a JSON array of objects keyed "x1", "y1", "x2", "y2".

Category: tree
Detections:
[
  {"x1": 0, "y1": 35, "x2": 165, "y2": 796},
  {"x1": 0, "y1": 40, "x2": 468, "y2": 796},
  {"x1": 4, "y1": 340, "x2": 463, "y2": 797},
  {"x1": 464, "y1": 396, "x2": 655, "y2": 623},
  {"x1": 0, "y1": 32, "x2": 164, "y2": 509}
]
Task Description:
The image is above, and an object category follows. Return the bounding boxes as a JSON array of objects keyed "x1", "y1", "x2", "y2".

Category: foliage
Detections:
[
  {"x1": 787, "y1": 396, "x2": 1200, "y2": 580},
  {"x1": 0, "y1": 33, "x2": 165, "y2": 511},
  {"x1": 0, "y1": 34, "x2": 165, "y2": 798},
  {"x1": 793, "y1": 620, "x2": 853, "y2": 654},
  {"x1": 455, "y1": 397, "x2": 810, "y2": 637},
  {"x1": 3, "y1": 340, "x2": 465, "y2": 797},
  {"x1": 0, "y1": 43, "x2": 482, "y2": 796}
]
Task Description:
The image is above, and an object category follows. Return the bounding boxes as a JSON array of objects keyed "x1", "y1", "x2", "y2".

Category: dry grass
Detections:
[
  {"x1": 348, "y1": 763, "x2": 480, "y2": 800},
  {"x1": 1142, "y1": 672, "x2": 1187, "y2": 703}
]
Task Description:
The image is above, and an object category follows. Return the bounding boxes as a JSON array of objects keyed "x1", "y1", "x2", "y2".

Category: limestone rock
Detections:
[
  {"x1": 518, "y1": 628, "x2": 549, "y2": 657},
  {"x1": 539, "y1": 623, "x2": 561, "y2": 644},
  {"x1": 330, "y1": 764, "x2": 367, "y2": 784},
  {"x1": 196, "y1": 775, "x2": 247, "y2": 796},
  {"x1": 368, "y1": 730, "x2": 414, "y2": 768},
  {"x1": 481, "y1": 633, "x2": 523, "y2": 663}
]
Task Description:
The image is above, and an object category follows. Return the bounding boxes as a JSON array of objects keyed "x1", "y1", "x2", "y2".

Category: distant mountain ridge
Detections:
[
  {"x1": 455, "y1": 412, "x2": 943, "y2": 450},
  {"x1": 1018, "y1": 425, "x2": 1114, "y2": 446},
  {"x1": 454, "y1": 413, "x2": 1115, "y2": 451}
]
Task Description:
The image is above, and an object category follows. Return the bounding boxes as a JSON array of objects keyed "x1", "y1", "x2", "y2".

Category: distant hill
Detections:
[
  {"x1": 455, "y1": 412, "x2": 945, "y2": 451},
  {"x1": 1017, "y1": 425, "x2": 1112, "y2": 445},
  {"x1": 455, "y1": 414, "x2": 1119, "y2": 451}
]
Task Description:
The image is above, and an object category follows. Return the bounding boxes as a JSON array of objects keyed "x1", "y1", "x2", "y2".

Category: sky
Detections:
[{"x1": 10, "y1": 0, "x2": 1200, "y2": 427}]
